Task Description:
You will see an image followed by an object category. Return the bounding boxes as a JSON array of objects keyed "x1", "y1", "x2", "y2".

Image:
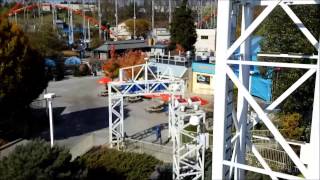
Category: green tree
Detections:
[
  {"x1": 276, "y1": 113, "x2": 305, "y2": 140},
  {"x1": 0, "y1": 139, "x2": 87, "y2": 180},
  {"x1": 258, "y1": 6, "x2": 320, "y2": 117},
  {"x1": 125, "y1": 18, "x2": 150, "y2": 38},
  {"x1": 26, "y1": 23, "x2": 65, "y2": 58},
  {"x1": 81, "y1": 147, "x2": 162, "y2": 180},
  {"x1": 0, "y1": 17, "x2": 48, "y2": 116},
  {"x1": 170, "y1": 0, "x2": 197, "y2": 51}
]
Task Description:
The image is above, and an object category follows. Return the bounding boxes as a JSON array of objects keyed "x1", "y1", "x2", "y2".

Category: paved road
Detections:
[{"x1": 41, "y1": 75, "x2": 170, "y2": 157}]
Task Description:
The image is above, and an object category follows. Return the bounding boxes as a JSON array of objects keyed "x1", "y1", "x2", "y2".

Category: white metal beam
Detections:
[
  {"x1": 280, "y1": 3, "x2": 319, "y2": 49},
  {"x1": 212, "y1": 0, "x2": 232, "y2": 178},
  {"x1": 307, "y1": 44, "x2": 320, "y2": 179},
  {"x1": 258, "y1": 53, "x2": 319, "y2": 59},
  {"x1": 250, "y1": 143, "x2": 278, "y2": 180},
  {"x1": 225, "y1": 1, "x2": 280, "y2": 59},
  {"x1": 227, "y1": 60, "x2": 318, "y2": 69},
  {"x1": 256, "y1": 0, "x2": 320, "y2": 6},
  {"x1": 235, "y1": 3, "x2": 252, "y2": 179},
  {"x1": 266, "y1": 69, "x2": 316, "y2": 111},
  {"x1": 226, "y1": 66, "x2": 308, "y2": 177}
]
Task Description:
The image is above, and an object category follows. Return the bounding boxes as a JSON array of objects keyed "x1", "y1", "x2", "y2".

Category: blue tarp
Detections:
[
  {"x1": 232, "y1": 36, "x2": 272, "y2": 102},
  {"x1": 45, "y1": 58, "x2": 56, "y2": 67},
  {"x1": 65, "y1": 56, "x2": 81, "y2": 65},
  {"x1": 192, "y1": 36, "x2": 273, "y2": 102},
  {"x1": 251, "y1": 75, "x2": 272, "y2": 102}
]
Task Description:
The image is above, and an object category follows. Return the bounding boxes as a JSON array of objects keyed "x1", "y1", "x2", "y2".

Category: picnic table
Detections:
[
  {"x1": 128, "y1": 96, "x2": 142, "y2": 103},
  {"x1": 145, "y1": 102, "x2": 165, "y2": 113}
]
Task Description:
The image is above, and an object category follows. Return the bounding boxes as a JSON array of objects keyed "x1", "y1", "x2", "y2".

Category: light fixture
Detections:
[{"x1": 189, "y1": 115, "x2": 200, "y2": 126}]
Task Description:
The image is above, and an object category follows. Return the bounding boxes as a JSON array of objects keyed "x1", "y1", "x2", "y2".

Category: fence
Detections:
[
  {"x1": 149, "y1": 54, "x2": 188, "y2": 66},
  {"x1": 123, "y1": 138, "x2": 173, "y2": 163},
  {"x1": 247, "y1": 146, "x2": 298, "y2": 173}
]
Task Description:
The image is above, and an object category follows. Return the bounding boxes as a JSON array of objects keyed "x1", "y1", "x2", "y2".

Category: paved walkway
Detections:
[{"x1": 39, "y1": 75, "x2": 171, "y2": 158}]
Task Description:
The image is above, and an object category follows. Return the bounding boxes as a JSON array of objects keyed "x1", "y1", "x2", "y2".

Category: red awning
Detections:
[
  {"x1": 98, "y1": 77, "x2": 112, "y2": 84},
  {"x1": 190, "y1": 96, "x2": 209, "y2": 106},
  {"x1": 143, "y1": 94, "x2": 182, "y2": 102}
]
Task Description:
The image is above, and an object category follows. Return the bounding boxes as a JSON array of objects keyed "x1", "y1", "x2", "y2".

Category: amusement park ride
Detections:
[
  {"x1": 108, "y1": 0, "x2": 320, "y2": 179},
  {"x1": 213, "y1": 0, "x2": 319, "y2": 179},
  {"x1": 6, "y1": 0, "x2": 114, "y2": 44},
  {"x1": 108, "y1": 62, "x2": 210, "y2": 179},
  {"x1": 5, "y1": 0, "x2": 319, "y2": 179}
]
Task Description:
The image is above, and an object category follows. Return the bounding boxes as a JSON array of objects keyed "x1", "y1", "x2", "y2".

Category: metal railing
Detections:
[
  {"x1": 117, "y1": 133, "x2": 298, "y2": 173},
  {"x1": 149, "y1": 54, "x2": 188, "y2": 66},
  {"x1": 247, "y1": 146, "x2": 299, "y2": 173},
  {"x1": 123, "y1": 138, "x2": 173, "y2": 163}
]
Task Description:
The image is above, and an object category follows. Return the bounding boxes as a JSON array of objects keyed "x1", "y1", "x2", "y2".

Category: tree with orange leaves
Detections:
[{"x1": 102, "y1": 50, "x2": 146, "y2": 80}]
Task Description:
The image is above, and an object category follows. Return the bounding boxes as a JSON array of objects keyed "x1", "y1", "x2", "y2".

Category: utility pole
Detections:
[
  {"x1": 87, "y1": 19, "x2": 91, "y2": 44},
  {"x1": 98, "y1": 0, "x2": 102, "y2": 39},
  {"x1": 68, "y1": 0, "x2": 74, "y2": 45},
  {"x1": 200, "y1": 0, "x2": 203, "y2": 28},
  {"x1": 151, "y1": 0, "x2": 154, "y2": 33},
  {"x1": 133, "y1": 0, "x2": 136, "y2": 39},
  {"x1": 14, "y1": 13, "x2": 17, "y2": 24},
  {"x1": 82, "y1": 0, "x2": 86, "y2": 42},
  {"x1": 115, "y1": 0, "x2": 118, "y2": 36},
  {"x1": 52, "y1": 3, "x2": 56, "y2": 29},
  {"x1": 23, "y1": 0, "x2": 26, "y2": 26},
  {"x1": 38, "y1": 0, "x2": 41, "y2": 25},
  {"x1": 169, "y1": 0, "x2": 172, "y2": 25}
]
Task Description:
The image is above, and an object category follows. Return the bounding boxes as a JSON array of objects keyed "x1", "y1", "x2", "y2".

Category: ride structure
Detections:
[
  {"x1": 212, "y1": 0, "x2": 320, "y2": 179},
  {"x1": 108, "y1": 61, "x2": 209, "y2": 180},
  {"x1": 6, "y1": 2, "x2": 115, "y2": 42},
  {"x1": 108, "y1": 62, "x2": 185, "y2": 148},
  {"x1": 171, "y1": 96, "x2": 208, "y2": 180}
]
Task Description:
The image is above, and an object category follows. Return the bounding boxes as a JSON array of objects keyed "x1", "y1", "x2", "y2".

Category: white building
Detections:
[
  {"x1": 56, "y1": 3, "x2": 97, "y2": 12},
  {"x1": 110, "y1": 22, "x2": 131, "y2": 40},
  {"x1": 194, "y1": 29, "x2": 216, "y2": 53},
  {"x1": 153, "y1": 28, "x2": 170, "y2": 42}
]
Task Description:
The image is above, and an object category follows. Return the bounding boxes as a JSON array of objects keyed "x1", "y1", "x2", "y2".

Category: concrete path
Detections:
[{"x1": 40, "y1": 75, "x2": 170, "y2": 158}]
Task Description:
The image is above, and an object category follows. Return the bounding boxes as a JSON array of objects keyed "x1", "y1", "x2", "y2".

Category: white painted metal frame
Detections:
[
  {"x1": 212, "y1": 0, "x2": 320, "y2": 179},
  {"x1": 172, "y1": 107, "x2": 206, "y2": 180},
  {"x1": 108, "y1": 62, "x2": 184, "y2": 148}
]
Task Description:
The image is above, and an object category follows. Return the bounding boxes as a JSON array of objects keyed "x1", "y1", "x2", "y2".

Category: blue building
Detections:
[{"x1": 192, "y1": 36, "x2": 272, "y2": 102}]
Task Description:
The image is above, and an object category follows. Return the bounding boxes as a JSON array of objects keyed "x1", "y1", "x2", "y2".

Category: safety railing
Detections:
[
  {"x1": 149, "y1": 54, "x2": 188, "y2": 66},
  {"x1": 123, "y1": 138, "x2": 173, "y2": 163}
]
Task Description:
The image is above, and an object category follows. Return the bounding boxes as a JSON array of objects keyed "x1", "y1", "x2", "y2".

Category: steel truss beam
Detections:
[
  {"x1": 108, "y1": 62, "x2": 184, "y2": 148},
  {"x1": 172, "y1": 106, "x2": 206, "y2": 180},
  {"x1": 212, "y1": 0, "x2": 320, "y2": 179},
  {"x1": 255, "y1": 0, "x2": 320, "y2": 6}
]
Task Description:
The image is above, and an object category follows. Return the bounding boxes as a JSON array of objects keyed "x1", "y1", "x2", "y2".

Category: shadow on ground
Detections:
[
  {"x1": 129, "y1": 123, "x2": 168, "y2": 140},
  {"x1": 40, "y1": 106, "x2": 130, "y2": 140}
]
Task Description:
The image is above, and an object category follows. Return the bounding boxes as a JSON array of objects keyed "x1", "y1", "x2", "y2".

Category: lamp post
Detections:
[{"x1": 44, "y1": 93, "x2": 55, "y2": 147}]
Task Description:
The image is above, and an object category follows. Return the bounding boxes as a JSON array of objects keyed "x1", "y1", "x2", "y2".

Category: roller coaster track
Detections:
[
  {"x1": 197, "y1": 10, "x2": 216, "y2": 28},
  {"x1": 6, "y1": 2, "x2": 115, "y2": 36}
]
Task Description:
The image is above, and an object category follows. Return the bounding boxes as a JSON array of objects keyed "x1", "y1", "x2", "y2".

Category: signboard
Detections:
[{"x1": 197, "y1": 74, "x2": 210, "y2": 85}]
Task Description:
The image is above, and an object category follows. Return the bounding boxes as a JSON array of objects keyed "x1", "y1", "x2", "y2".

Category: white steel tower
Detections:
[
  {"x1": 171, "y1": 102, "x2": 207, "y2": 180},
  {"x1": 212, "y1": 0, "x2": 320, "y2": 179}
]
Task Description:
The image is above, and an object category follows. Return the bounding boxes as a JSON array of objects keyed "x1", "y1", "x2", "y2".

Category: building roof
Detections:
[
  {"x1": 192, "y1": 62, "x2": 215, "y2": 75},
  {"x1": 149, "y1": 62, "x2": 187, "y2": 78},
  {"x1": 151, "y1": 44, "x2": 168, "y2": 49},
  {"x1": 94, "y1": 40, "x2": 150, "y2": 52}
]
